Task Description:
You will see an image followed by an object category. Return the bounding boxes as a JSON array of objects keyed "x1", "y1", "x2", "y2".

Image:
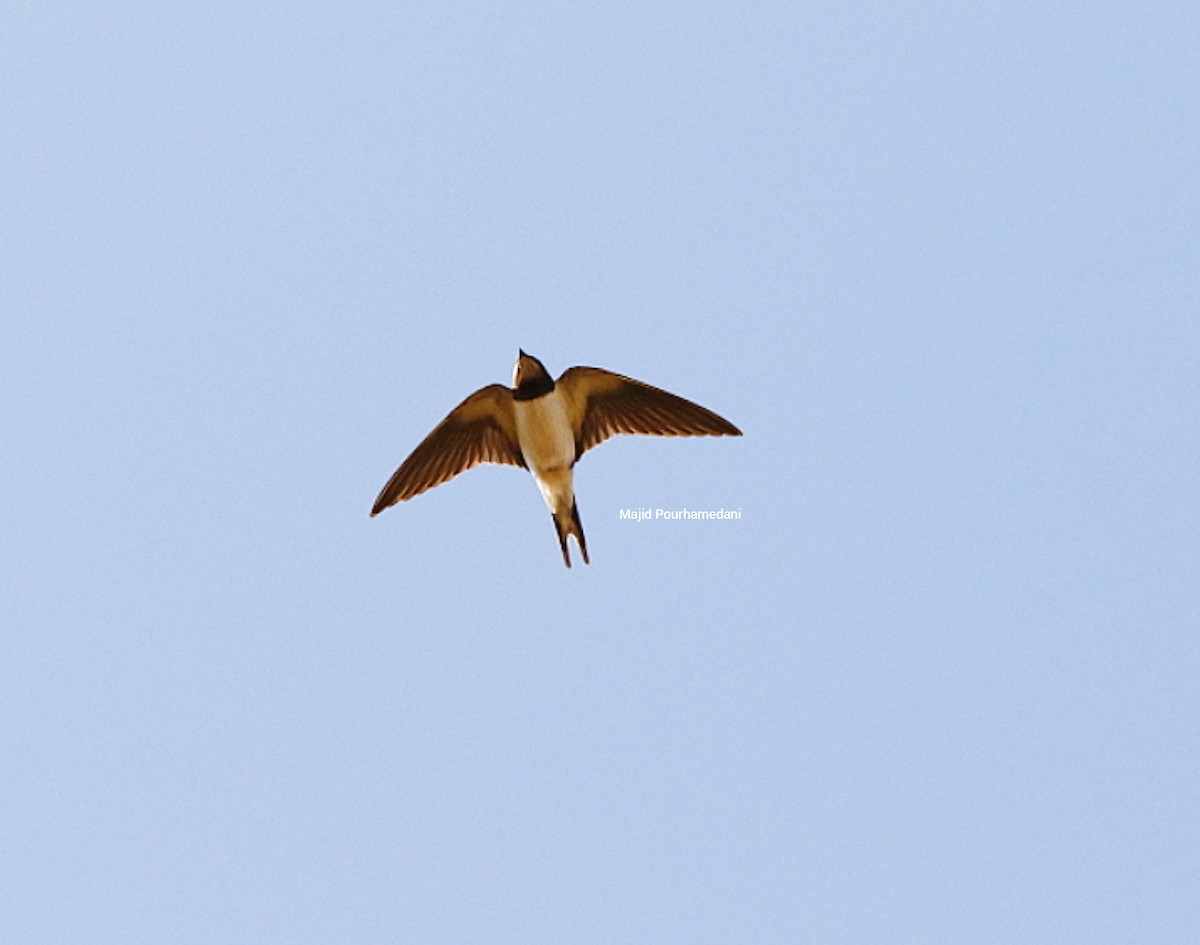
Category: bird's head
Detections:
[{"x1": 513, "y1": 350, "x2": 551, "y2": 390}]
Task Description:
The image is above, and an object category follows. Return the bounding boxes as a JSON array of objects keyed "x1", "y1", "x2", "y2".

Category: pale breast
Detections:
[{"x1": 513, "y1": 391, "x2": 576, "y2": 472}]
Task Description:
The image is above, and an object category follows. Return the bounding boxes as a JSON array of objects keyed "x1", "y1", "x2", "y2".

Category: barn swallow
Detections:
[{"x1": 371, "y1": 351, "x2": 741, "y2": 567}]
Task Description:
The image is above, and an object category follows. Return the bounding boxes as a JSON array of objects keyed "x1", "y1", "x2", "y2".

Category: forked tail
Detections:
[{"x1": 551, "y1": 500, "x2": 589, "y2": 568}]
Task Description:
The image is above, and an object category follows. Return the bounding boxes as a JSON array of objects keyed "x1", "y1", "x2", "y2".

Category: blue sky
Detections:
[{"x1": 3, "y1": 2, "x2": 1198, "y2": 942}]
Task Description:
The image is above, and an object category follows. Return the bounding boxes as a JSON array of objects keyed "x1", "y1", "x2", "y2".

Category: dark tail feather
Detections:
[
  {"x1": 572, "y1": 500, "x2": 589, "y2": 565},
  {"x1": 552, "y1": 512, "x2": 572, "y2": 568},
  {"x1": 551, "y1": 501, "x2": 589, "y2": 569}
]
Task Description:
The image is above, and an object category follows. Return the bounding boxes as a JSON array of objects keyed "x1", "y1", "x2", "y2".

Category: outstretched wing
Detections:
[
  {"x1": 371, "y1": 384, "x2": 525, "y2": 515},
  {"x1": 557, "y1": 367, "x2": 742, "y2": 459}
]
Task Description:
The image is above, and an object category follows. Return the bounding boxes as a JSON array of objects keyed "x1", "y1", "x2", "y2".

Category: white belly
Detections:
[
  {"x1": 514, "y1": 392, "x2": 577, "y2": 513},
  {"x1": 514, "y1": 391, "x2": 576, "y2": 472}
]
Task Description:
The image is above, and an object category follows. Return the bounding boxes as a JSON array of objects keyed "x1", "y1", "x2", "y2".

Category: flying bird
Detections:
[{"x1": 371, "y1": 351, "x2": 741, "y2": 567}]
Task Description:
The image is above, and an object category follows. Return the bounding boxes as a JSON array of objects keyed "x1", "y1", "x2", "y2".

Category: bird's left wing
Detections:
[
  {"x1": 557, "y1": 367, "x2": 742, "y2": 459},
  {"x1": 371, "y1": 384, "x2": 524, "y2": 515}
]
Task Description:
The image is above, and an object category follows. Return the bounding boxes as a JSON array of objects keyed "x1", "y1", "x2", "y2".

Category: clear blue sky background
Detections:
[{"x1": 3, "y1": 3, "x2": 1198, "y2": 942}]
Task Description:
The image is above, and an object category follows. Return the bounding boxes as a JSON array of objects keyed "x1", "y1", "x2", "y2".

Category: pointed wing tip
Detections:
[{"x1": 697, "y1": 417, "x2": 741, "y2": 437}]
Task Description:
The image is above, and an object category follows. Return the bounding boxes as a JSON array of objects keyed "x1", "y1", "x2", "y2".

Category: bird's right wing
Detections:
[
  {"x1": 371, "y1": 384, "x2": 524, "y2": 515},
  {"x1": 557, "y1": 367, "x2": 742, "y2": 459}
]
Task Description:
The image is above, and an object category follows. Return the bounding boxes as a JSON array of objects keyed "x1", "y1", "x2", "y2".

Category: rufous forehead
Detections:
[{"x1": 513, "y1": 353, "x2": 541, "y2": 385}]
